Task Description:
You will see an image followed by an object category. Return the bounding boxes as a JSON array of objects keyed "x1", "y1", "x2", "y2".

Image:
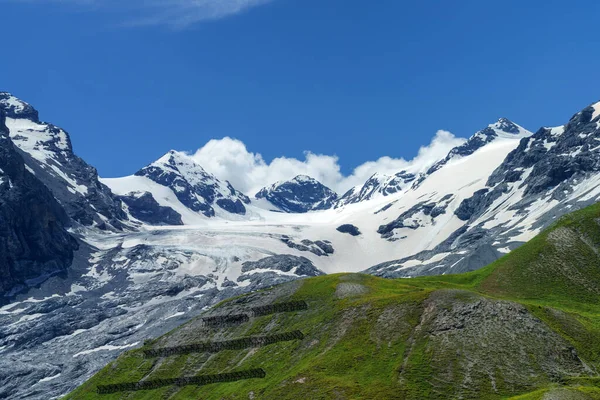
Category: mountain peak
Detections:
[
  {"x1": 485, "y1": 117, "x2": 529, "y2": 138},
  {"x1": 292, "y1": 174, "x2": 317, "y2": 183},
  {"x1": 0, "y1": 92, "x2": 39, "y2": 122},
  {"x1": 489, "y1": 117, "x2": 521, "y2": 134},
  {"x1": 256, "y1": 176, "x2": 338, "y2": 213},
  {"x1": 135, "y1": 150, "x2": 249, "y2": 217}
]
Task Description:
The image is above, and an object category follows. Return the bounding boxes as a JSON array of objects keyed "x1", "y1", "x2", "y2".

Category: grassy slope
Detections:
[{"x1": 66, "y1": 203, "x2": 600, "y2": 400}]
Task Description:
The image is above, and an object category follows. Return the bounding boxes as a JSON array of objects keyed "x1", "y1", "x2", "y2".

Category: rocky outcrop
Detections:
[
  {"x1": 0, "y1": 92, "x2": 127, "y2": 230},
  {"x1": 119, "y1": 192, "x2": 183, "y2": 226},
  {"x1": 336, "y1": 224, "x2": 361, "y2": 236},
  {"x1": 336, "y1": 171, "x2": 417, "y2": 207},
  {"x1": 0, "y1": 109, "x2": 78, "y2": 297},
  {"x1": 255, "y1": 175, "x2": 338, "y2": 213},
  {"x1": 378, "y1": 194, "x2": 453, "y2": 240},
  {"x1": 240, "y1": 255, "x2": 324, "y2": 282},
  {"x1": 280, "y1": 236, "x2": 334, "y2": 256}
]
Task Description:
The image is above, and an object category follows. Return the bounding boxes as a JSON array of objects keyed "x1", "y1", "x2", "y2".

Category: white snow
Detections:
[
  {"x1": 592, "y1": 101, "x2": 600, "y2": 121},
  {"x1": 101, "y1": 175, "x2": 209, "y2": 225},
  {"x1": 165, "y1": 311, "x2": 185, "y2": 320},
  {"x1": 39, "y1": 373, "x2": 62, "y2": 383},
  {"x1": 72, "y1": 342, "x2": 140, "y2": 358},
  {"x1": 1, "y1": 94, "x2": 26, "y2": 113}
]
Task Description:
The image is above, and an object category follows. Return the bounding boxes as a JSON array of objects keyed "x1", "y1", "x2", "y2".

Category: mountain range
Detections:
[{"x1": 0, "y1": 91, "x2": 599, "y2": 399}]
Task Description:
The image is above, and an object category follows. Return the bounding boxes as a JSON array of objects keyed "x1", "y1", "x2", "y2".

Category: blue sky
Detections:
[{"x1": 2, "y1": 0, "x2": 600, "y2": 192}]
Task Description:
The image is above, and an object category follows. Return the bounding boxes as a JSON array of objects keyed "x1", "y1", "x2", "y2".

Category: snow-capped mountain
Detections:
[
  {"x1": 426, "y1": 118, "x2": 531, "y2": 175},
  {"x1": 255, "y1": 175, "x2": 338, "y2": 213},
  {"x1": 0, "y1": 93, "x2": 128, "y2": 231},
  {"x1": 337, "y1": 118, "x2": 531, "y2": 208},
  {"x1": 368, "y1": 103, "x2": 600, "y2": 277},
  {"x1": 103, "y1": 150, "x2": 250, "y2": 224},
  {"x1": 2, "y1": 91, "x2": 600, "y2": 399}
]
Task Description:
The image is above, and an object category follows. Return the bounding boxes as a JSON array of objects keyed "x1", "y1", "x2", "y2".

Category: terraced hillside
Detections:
[{"x1": 67, "y1": 203, "x2": 600, "y2": 400}]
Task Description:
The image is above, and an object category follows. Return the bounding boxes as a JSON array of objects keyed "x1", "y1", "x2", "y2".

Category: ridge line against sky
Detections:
[
  {"x1": 183, "y1": 130, "x2": 465, "y2": 195},
  {"x1": 5, "y1": 0, "x2": 277, "y2": 28}
]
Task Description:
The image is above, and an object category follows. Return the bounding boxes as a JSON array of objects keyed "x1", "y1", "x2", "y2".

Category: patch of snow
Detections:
[
  {"x1": 592, "y1": 101, "x2": 600, "y2": 121},
  {"x1": 39, "y1": 373, "x2": 62, "y2": 383},
  {"x1": 72, "y1": 342, "x2": 140, "y2": 358},
  {"x1": 165, "y1": 311, "x2": 185, "y2": 320}
]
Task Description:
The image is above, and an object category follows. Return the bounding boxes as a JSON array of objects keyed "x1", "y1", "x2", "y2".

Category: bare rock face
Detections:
[
  {"x1": 402, "y1": 290, "x2": 589, "y2": 397},
  {"x1": 119, "y1": 191, "x2": 183, "y2": 226},
  {"x1": 0, "y1": 109, "x2": 78, "y2": 297},
  {"x1": 256, "y1": 175, "x2": 338, "y2": 213},
  {"x1": 0, "y1": 92, "x2": 128, "y2": 231}
]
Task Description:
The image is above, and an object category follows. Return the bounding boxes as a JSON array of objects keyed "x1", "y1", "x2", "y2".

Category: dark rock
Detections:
[
  {"x1": 119, "y1": 192, "x2": 183, "y2": 225},
  {"x1": 256, "y1": 175, "x2": 338, "y2": 213},
  {"x1": 314, "y1": 240, "x2": 334, "y2": 255},
  {"x1": 0, "y1": 109, "x2": 78, "y2": 297},
  {"x1": 240, "y1": 255, "x2": 324, "y2": 277},
  {"x1": 0, "y1": 93, "x2": 127, "y2": 230},
  {"x1": 379, "y1": 196, "x2": 453, "y2": 238},
  {"x1": 336, "y1": 224, "x2": 361, "y2": 236},
  {"x1": 280, "y1": 236, "x2": 334, "y2": 256}
]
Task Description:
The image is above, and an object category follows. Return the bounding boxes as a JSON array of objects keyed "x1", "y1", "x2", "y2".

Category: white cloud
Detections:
[
  {"x1": 190, "y1": 130, "x2": 466, "y2": 196},
  {"x1": 10, "y1": 0, "x2": 275, "y2": 28}
]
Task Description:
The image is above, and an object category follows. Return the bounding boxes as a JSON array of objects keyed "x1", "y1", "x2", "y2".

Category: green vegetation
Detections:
[{"x1": 66, "y1": 203, "x2": 600, "y2": 399}]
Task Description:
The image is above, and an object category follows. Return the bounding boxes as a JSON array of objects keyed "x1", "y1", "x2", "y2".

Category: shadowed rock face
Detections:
[
  {"x1": 0, "y1": 92, "x2": 127, "y2": 231},
  {"x1": 119, "y1": 191, "x2": 183, "y2": 225},
  {"x1": 0, "y1": 109, "x2": 78, "y2": 296}
]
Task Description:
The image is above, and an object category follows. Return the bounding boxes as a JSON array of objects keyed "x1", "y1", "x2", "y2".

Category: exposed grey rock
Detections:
[
  {"x1": 378, "y1": 195, "x2": 453, "y2": 240},
  {"x1": 409, "y1": 290, "x2": 590, "y2": 396},
  {"x1": 280, "y1": 236, "x2": 334, "y2": 256},
  {"x1": 240, "y1": 255, "x2": 324, "y2": 279}
]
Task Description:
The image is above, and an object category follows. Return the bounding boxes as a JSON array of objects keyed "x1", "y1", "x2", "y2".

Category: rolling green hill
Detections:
[{"x1": 66, "y1": 203, "x2": 600, "y2": 400}]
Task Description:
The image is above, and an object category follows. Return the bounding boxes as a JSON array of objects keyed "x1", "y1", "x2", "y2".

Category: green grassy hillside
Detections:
[{"x1": 66, "y1": 203, "x2": 600, "y2": 400}]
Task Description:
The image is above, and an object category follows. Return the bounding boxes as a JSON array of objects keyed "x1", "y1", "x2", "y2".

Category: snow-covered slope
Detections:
[
  {"x1": 255, "y1": 175, "x2": 338, "y2": 213},
  {"x1": 337, "y1": 118, "x2": 531, "y2": 209},
  {"x1": 368, "y1": 103, "x2": 600, "y2": 277}
]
